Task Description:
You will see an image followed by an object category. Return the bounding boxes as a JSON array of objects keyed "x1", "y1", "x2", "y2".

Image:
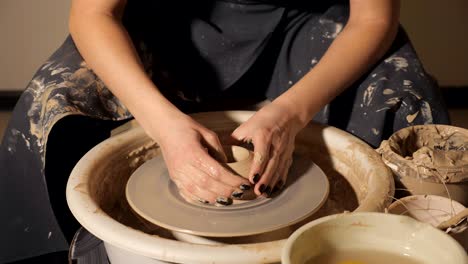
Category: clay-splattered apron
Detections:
[{"x1": 0, "y1": 0, "x2": 449, "y2": 262}]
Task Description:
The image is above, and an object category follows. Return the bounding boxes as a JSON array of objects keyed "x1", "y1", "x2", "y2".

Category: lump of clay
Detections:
[
  {"x1": 222, "y1": 145, "x2": 253, "y2": 179},
  {"x1": 379, "y1": 125, "x2": 468, "y2": 183}
]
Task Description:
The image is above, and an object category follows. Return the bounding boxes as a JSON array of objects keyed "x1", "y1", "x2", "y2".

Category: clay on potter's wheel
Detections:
[
  {"x1": 222, "y1": 145, "x2": 253, "y2": 179},
  {"x1": 125, "y1": 151, "x2": 329, "y2": 237},
  {"x1": 220, "y1": 145, "x2": 256, "y2": 201}
]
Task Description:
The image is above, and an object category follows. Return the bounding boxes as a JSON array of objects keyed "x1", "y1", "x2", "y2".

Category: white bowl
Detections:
[
  {"x1": 282, "y1": 212, "x2": 467, "y2": 264},
  {"x1": 388, "y1": 195, "x2": 465, "y2": 227},
  {"x1": 66, "y1": 111, "x2": 395, "y2": 263},
  {"x1": 388, "y1": 195, "x2": 468, "y2": 251}
]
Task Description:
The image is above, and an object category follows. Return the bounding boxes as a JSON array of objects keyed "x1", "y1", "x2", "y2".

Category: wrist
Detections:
[
  {"x1": 144, "y1": 108, "x2": 188, "y2": 143},
  {"x1": 272, "y1": 93, "x2": 313, "y2": 129},
  {"x1": 129, "y1": 92, "x2": 186, "y2": 143}
]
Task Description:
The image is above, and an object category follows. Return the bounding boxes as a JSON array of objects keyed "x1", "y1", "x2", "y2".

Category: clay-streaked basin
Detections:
[{"x1": 66, "y1": 111, "x2": 394, "y2": 264}]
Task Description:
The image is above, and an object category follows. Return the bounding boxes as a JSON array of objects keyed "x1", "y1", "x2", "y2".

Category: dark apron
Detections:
[{"x1": 0, "y1": 1, "x2": 449, "y2": 262}]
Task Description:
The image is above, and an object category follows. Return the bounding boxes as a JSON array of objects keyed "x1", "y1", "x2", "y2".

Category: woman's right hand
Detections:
[
  {"x1": 70, "y1": 0, "x2": 250, "y2": 205},
  {"x1": 152, "y1": 113, "x2": 252, "y2": 205}
]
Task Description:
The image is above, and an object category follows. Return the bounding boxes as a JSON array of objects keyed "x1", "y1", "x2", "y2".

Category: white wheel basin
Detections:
[{"x1": 66, "y1": 111, "x2": 394, "y2": 263}]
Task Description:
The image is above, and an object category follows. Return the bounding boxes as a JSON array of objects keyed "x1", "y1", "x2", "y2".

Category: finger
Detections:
[
  {"x1": 222, "y1": 133, "x2": 243, "y2": 146},
  {"x1": 269, "y1": 161, "x2": 284, "y2": 195},
  {"x1": 183, "y1": 161, "x2": 236, "y2": 199},
  {"x1": 172, "y1": 177, "x2": 207, "y2": 203},
  {"x1": 168, "y1": 151, "x2": 237, "y2": 201},
  {"x1": 272, "y1": 155, "x2": 291, "y2": 194},
  {"x1": 200, "y1": 129, "x2": 227, "y2": 163},
  {"x1": 230, "y1": 123, "x2": 248, "y2": 142},
  {"x1": 177, "y1": 182, "x2": 217, "y2": 204},
  {"x1": 256, "y1": 128, "x2": 291, "y2": 191},
  {"x1": 196, "y1": 148, "x2": 251, "y2": 190},
  {"x1": 254, "y1": 146, "x2": 280, "y2": 196},
  {"x1": 229, "y1": 128, "x2": 252, "y2": 153},
  {"x1": 177, "y1": 185, "x2": 234, "y2": 206},
  {"x1": 173, "y1": 164, "x2": 240, "y2": 205},
  {"x1": 178, "y1": 188, "x2": 197, "y2": 203},
  {"x1": 276, "y1": 144, "x2": 295, "y2": 192},
  {"x1": 274, "y1": 144, "x2": 291, "y2": 185},
  {"x1": 248, "y1": 132, "x2": 271, "y2": 185},
  {"x1": 270, "y1": 140, "x2": 292, "y2": 187}
]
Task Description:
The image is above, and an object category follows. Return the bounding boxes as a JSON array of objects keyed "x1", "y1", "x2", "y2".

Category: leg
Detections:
[
  {"x1": 344, "y1": 29, "x2": 450, "y2": 147},
  {"x1": 0, "y1": 36, "x2": 132, "y2": 263},
  {"x1": 44, "y1": 116, "x2": 126, "y2": 243},
  {"x1": 6, "y1": 115, "x2": 123, "y2": 264}
]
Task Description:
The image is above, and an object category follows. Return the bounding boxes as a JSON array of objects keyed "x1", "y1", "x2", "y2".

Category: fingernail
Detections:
[
  {"x1": 272, "y1": 185, "x2": 280, "y2": 194},
  {"x1": 198, "y1": 199, "x2": 209, "y2": 204},
  {"x1": 240, "y1": 184, "x2": 251, "y2": 191},
  {"x1": 259, "y1": 184, "x2": 266, "y2": 193},
  {"x1": 216, "y1": 196, "x2": 233, "y2": 206},
  {"x1": 253, "y1": 173, "x2": 260, "y2": 184},
  {"x1": 231, "y1": 191, "x2": 244, "y2": 198},
  {"x1": 277, "y1": 180, "x2": 283, "y2": 188},
  {"x1": 265, "y1": 186, "x2": 272, "y2": 197}
]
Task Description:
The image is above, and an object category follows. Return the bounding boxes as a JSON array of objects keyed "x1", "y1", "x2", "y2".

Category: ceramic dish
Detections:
[
  {"x1": 387, "y1": 195, "x2": 465, "y2": 227},
  {"x1": 387, "y1": 195, "x2": 468, "y2": 251},
  {"x1": 282, "y1": 212, "x2": 468, "y2": 264},
  {"x1": 126, "y1": 152, "x2": 329, "y2": 237}
]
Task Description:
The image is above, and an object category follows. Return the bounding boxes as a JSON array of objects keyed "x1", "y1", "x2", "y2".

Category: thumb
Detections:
[{"x1": 200, "y1": 130, "x2": 227, "y2": 163}]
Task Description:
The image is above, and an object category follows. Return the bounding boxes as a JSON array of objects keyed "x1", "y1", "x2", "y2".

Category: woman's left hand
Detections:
[{"x1": 231, "y1": 102, "x2": 308, "y2": 196}]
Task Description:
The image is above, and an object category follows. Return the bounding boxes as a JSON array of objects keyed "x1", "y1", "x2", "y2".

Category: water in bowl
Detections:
[{"x1": 305, "y1": 249, "x2": 423, "y2": 264}]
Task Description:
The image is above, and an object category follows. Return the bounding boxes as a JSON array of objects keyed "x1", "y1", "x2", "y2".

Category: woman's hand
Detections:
[
  {"x1": 231, "y1": 102, "x2": 307, "y2": 196},
  {"x1": 155, "y1": 113, "x2": 251, "y2": 205},
  {"x1": 228, "y1": 1, "x2": 400, "y2": 197},
  {"x1": 70, "y1": 1, "x2": 252, "y2": 206}
]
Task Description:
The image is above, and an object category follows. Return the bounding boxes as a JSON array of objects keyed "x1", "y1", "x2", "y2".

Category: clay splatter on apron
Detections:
[{"x1": 0, "y1": 1, "x2": 450, "y2": 262}]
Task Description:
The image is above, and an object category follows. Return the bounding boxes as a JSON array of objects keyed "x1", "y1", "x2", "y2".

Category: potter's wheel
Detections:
[{"x1": 126, "y1": 153, "x2": 329, "y2": 237}]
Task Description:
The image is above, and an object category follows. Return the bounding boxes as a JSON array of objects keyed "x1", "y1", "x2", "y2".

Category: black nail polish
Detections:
[
  {"x1": 272, "y1": 185, "x2": 280, "y2": 194},
  {"x1": 259, "y1": 184, "x2": 266, "y2": 193},
  {"x1": 231, "y1": 191, "x2": 244, "y2": 198},
  {"x1": 271, "y1": 184, "x2": 283, "y2": 193},
  {"x1": 198, "y1": 198, "x2": 209, "y2": 204},
  {"x1": 265, "y1": 186, "x2": 272, "y2": 196},
  {"x1": 216, "y1": 197, "x2": 233, "y2": 206},
  {"x1": 240, "y1": 184, "x2": 251, "y2": 191},
  {"x1": 277, "y1": 180, "x2": 284, "y2": 189},
  {"x1": 253, "y1": 173, "x2": 260, "y2": 184}
]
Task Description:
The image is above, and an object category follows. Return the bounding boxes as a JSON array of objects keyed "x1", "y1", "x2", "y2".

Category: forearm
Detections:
[
  {"x1": 69, "y1": 2, "x2": 181, "y2": 140},
  {"x1": 274, "y1": 2, "x2": 400, "y2": 126}
]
